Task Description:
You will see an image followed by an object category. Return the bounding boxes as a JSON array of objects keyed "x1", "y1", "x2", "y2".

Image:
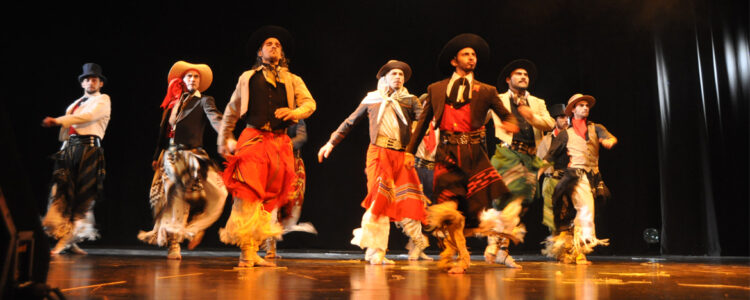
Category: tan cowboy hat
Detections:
[
  {"x1": 565, "y1": 94, "x2": 596, "y2": 115},
  {"x1": 376, "y1": 60, "x2": 412, "y2": 82},
  {"x1": 167, "y1": 61, "x2": 213, "y2": 92}
]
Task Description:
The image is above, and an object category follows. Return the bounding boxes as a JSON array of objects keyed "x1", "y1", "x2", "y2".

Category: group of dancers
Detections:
[{"x1": 40, "y1": 26, "x2": 617, "y2": 273}]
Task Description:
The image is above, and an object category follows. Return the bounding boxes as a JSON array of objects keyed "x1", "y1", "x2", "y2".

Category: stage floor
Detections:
[{"x1": 47, "y1": 248, "x2": 749, "y2": 299}]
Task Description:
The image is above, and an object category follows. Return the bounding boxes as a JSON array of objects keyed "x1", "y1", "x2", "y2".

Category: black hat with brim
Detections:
[
  {"x1": 437, "y1": 33, "x2": 490, "y2": 75},
  {"x1": 246, "y1": 25, "x2": 294, "y2": 58},
  {"x1": 549, "y1": 103, "x2": 566, "y2": 118},
  {"x1": 498, "y1": 59, "x2": 537, "y2": 88},
  {"x1": 376, "y1": 60, "x2": 412, "y2": 82},
  {"x1": 78, "y1": 62, "x2": 107, "y2": 83}
]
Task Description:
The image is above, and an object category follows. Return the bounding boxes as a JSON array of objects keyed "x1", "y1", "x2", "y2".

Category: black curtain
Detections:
[{"x1": 653, "y1": 0, "x2": 749, "y2": 255}]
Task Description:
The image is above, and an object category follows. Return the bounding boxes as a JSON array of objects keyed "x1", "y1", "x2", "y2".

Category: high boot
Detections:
[
  {"x1": 495, "y1": 237, "x2": 521, "y2": 268},
  {"x1": 51, "y1": 233, "x2": 73, "y2": 255},
  {"x1": 167, "y1": 236, "x2": 182, "y2": 260},
  {"x1": 239, "y1": 243, "x2": 275, "y2": 267},
  {"x1": 264, "y1": 238, "x2": 279, "y2": 259}
]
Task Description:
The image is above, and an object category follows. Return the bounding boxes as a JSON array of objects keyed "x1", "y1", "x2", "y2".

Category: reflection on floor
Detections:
[{"x1": 46, "y1": 249, "x2": 750, "y2": 299}]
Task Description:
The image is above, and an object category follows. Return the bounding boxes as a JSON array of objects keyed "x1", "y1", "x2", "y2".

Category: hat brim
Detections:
[
  {"x1": 78, "y1": 74, "x2": 107, "y2": 84},
  {"x1": 565, "y1": 95, "x2": 596, "y2": 115},
  {"x1": 437, "y1": 33, "x2": 490, "y2": 76},
  {"x1": 498, "y1": 59, "x2": 537, "y2": 88},
  {"x1": 376, "y1": 60, "x2": 412, "y2": 82},
  {"x1": 246, "y1": 25, "x2": 294, "y2": 59},
  {"x1": 168, "y1": 61, "x2": 213, "y2": 92}
]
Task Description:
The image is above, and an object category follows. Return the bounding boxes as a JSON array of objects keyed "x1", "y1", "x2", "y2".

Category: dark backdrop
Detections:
[{"x1": 5, "y1": 0, "x2": 747, "y2": 256}]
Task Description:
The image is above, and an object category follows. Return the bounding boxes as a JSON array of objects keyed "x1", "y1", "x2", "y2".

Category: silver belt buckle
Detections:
[{"x1": 459, "y1": 134, "x2": 468, "y2": 144}]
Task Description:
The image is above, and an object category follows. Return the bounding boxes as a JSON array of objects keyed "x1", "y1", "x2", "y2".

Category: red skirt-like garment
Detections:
[
  {"x1": 222, "y1": 128, "x2": 296, "y2": 212},
  {"x1": 362, "y1": 145, "x2": 427, "y2": 222}
]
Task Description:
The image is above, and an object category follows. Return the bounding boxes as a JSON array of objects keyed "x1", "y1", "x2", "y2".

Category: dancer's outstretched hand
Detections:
[{"x1": 318, "y1": 142, "x2": 334, "y2": 162}]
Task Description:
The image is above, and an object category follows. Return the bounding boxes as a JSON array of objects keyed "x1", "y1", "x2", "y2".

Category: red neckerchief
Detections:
[
  {"x1": 572, "y1": 118, "x2": 588, "y2": 139},
  {"x1": 161, "y1": 78, "x2": 186, "y2": 109},
  {"x1": 68, "y1": 99, "x2": 85, "y2": 135}
]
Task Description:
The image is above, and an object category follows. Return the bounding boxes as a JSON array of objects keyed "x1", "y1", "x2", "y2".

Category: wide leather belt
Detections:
[
  {"x1": 374, "y1": 136, "x2": 404, "y2": 151},
  {"x1": 441, "y1": 129, "x2": 485, "y2": 145},
  {"x1": 415, "y1": 157, "x2": 435, "y2": 170},
  {"x1": 501, "y1": 140, "x2": 536, "y2": 155},
  {"x1": 68, "y1": 135, "x2": 101, "y2": 147}
]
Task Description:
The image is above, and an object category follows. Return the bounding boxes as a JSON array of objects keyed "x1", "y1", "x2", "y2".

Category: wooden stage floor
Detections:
[{"x1": 46, "y1": 249, "x2": 749, "y2": 299}]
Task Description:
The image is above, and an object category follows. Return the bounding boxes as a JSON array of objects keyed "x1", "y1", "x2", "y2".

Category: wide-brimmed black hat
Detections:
[
  {"x1": 78, "y1": 63, "x2": 106, "y2": 83},
  {"x1": 246, "y1": 25, "x2": 294, "y2": 58},
  {"x1": 548, "y1": 103, "x2": 566, "y2": 118},
  {"x1": 437, "y1": 33, "x2": 490, "y2": 75},
  {"x1": 376, "y1": 60, "x2": 412, "y2": 82},
  {"x1": 498, "y1": 59, "x2": 537, "y2": 89},
  {"x1": 565, "y1": 94, "x2": 596, "y2": 116}
]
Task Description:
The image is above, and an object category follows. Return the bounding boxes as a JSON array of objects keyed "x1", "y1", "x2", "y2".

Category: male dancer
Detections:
[
  {"x1": 218, "y1": 26, "x2": 316, "y2": 267},
  {"x1": 139, "y1": 61, "x2": 228, "y2": 259},
  {"x1": 264, "y1": 119, "x2": 317, "y2": 259},
  {"x1": 486, "y1": 59, "x2": 554, "y2": 268},
  {"x1": 536, "y1": 103, "x2": 568, "y2": 233},
  {"x1": 405, "y1": 34, "x2": 519, "y2": 273},
  {"x1": 41, "y1": 63, "x2": 111, "y2": 255},
  {"x1": 318, "y1": 60, "x2": 430, "y2": 264},
  {"x1": 541, "y1": 94, "x2": 616, "y2": 264}
]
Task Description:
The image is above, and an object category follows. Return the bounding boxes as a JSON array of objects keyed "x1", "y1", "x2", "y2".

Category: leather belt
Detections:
[
  {"x1": 501, "y1": 140, "x2": 536, "y2": 155},
  {"x1": 415, "y1": 157, "x2": 435, "y2": 170},
  {"x1": 68, "y1": 135, "x2": 101, "y2": 147},
  {"x1": 441, "y1": 129, "x2": 485, "y2": 145},
  {"x1": 374, "y1": 136, "x2": 404, "y2": 151}
]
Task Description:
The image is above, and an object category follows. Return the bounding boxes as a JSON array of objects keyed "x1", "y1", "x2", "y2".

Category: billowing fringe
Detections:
[
  {"x1": 72, "y1": 213, "x2": 100, "y2": 242},
  {"x1": 351, "y1": 208, "x2": 390, "y2": 250},
  {"x1": 572, "y1": 226, "x2": 609, "y2": 255},
  {"x1": 474, "y1": 199, "x2": 526, "y2": 243},
  {"x1": 542, "y1": 230, "x2": 609, "y2": 263},
  {"x1": 424, "y1": 202, "x2": 462, "y2": 231},
  {"x1": 43, "y1": 201, "x2": 99, "y2": 242},
  {"x1": 542, "y1": 232, "x2": 575, "y2": 263},
  {"x1": 283, "y1": 222, "x2": 317, "y2": 235},
  {"x1": 220, "y1": 200, "x2": 282, "y2": 246},
  {"x1": 137, "y1": 226, "x2": 190, "y2": 246}
]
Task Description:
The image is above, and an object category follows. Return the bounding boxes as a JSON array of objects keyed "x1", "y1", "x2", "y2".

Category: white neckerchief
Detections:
[
  {"x1": 506, "y1": 89, "x2": 529, "y2": 105},
  {"x1": 362, "y1": 77, "x2": 412, "y2": 125},
  {"x1": 446, "y1": 72, "x2": 475, "y2": 101}
]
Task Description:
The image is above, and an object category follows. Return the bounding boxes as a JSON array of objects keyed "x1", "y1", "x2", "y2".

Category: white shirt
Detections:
[
  {"x1": 376, "y1": 103, "x2": 400, "y2": 142},
  {"x1": 56, "y1": 92, "x2": 111, "y2": 140},
  {"x1": 446, "y1": 72, "x2": 474, "y2": 102}
]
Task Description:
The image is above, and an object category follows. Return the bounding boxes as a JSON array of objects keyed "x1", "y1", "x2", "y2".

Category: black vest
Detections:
[
  {"x1": 244, "y1": 71, "x2": 292, "y2": 130},
  {"x1": 510, "y1": 99, "x2": 536, "y2": 145}
]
